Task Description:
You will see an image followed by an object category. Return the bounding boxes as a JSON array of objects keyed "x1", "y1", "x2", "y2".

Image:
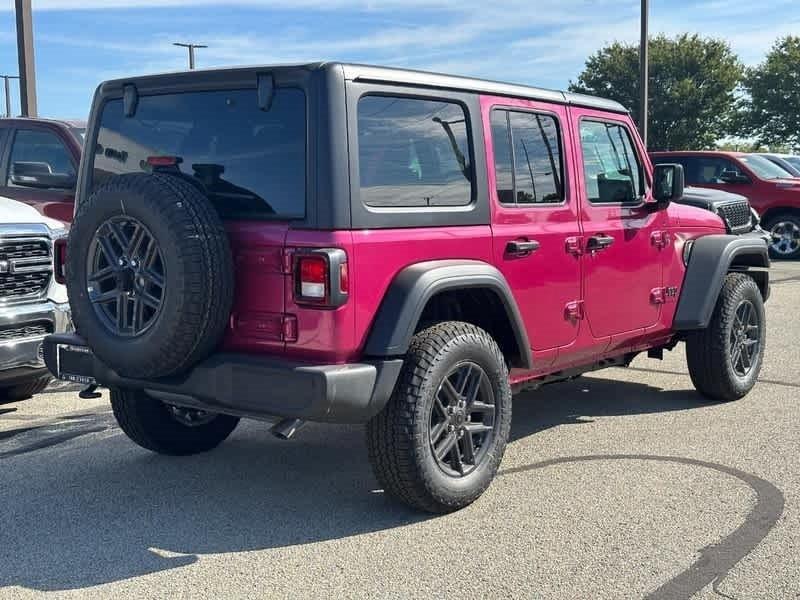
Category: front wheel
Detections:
[
  {"x1": 366, "y1": 322, "x2": 512, "y2": 513},
  {"x1": 110, "y1": 388, "x2": 240, "y2": 456},
  {"x1": 686, "y1": 273, "x2": 766, "y2": 401},
  {"x1": 763, "y1": 212, "x2": 800, "y2": 259}
]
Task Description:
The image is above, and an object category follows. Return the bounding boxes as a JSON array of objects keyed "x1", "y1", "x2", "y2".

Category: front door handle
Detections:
[
  {"x1": 586, "y1": 234, "x2": 615, "y2": 252},
  {"x1": 506, "y1": 239, "x2": 541, "y2": 256}
]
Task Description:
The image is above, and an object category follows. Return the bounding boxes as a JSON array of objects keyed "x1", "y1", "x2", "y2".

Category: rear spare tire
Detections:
[{"x1": 66, "y1": 173, "x2": 234, "y2": 378}]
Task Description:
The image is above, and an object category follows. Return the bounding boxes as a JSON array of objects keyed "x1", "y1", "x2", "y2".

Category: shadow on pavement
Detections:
[
  {"x1": 510, "y1": 374, "x2": 714, "y2": 441},
  {"x1": 0, "y1": 374, "x2": 716, "y2": 592}
]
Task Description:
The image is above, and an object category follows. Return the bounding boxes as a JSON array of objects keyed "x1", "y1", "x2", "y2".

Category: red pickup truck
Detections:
[
  {"x1": 652, "y1": 150, "x2": 800, "y2": 259},
  {"x1": 0, "y1": 117, "x2": 83, "y2": 225}
]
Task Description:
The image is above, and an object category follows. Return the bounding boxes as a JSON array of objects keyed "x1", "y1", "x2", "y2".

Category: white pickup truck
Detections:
[{"x1": 0, "y1": 196, "x2": 70, "y2": 402}]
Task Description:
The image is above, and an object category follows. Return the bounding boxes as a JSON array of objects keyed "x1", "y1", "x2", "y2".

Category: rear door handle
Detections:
[
  {"x1": 586, "y1": 234, "x2": 615, "y2": 252},
  {"x1": 506, "y1": 239, "x2": 540, "y2": 256}
]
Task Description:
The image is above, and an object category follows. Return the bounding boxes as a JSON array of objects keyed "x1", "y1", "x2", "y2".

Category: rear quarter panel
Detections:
[{"x1": 275, "y1": 226, "x2": 493, "y2": 363}]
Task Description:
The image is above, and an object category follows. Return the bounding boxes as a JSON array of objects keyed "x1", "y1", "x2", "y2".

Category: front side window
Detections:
[
  {"x1": 93, "y1": 88, "x2": 306, "y2": 220},
  {"x1": 491, "y1": 109, "x2": 563, "y2": 205},
  {"x1": 580, "y1": 120, "x2": 644, "y2": 204},
  {"x1": 357, "y1": 95, "x2": 473, "y2": 208},
  {"x1": 677, "y1": 157, "x2": 743, "y2": 184},
  {"x1": 8, "y1": 129, "x2": 75, "y2": 185}
]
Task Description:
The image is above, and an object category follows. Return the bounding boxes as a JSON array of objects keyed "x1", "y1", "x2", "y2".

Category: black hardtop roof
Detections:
[{"x1": 99, "y1": 61, "x2": 629, "y2": 115}]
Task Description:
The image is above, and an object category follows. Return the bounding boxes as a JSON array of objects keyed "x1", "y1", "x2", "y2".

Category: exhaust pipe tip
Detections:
[{"x1": 270, "y1": 418, "x2": 305, "y2": 440}]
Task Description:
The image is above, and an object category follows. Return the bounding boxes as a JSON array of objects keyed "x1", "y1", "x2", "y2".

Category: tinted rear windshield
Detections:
[{"x1": 91, "y1": 88, "x2": 306, "y2": 220}]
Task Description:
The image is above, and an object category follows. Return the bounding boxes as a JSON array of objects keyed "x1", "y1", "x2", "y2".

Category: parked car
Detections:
[
  {"x1": 0, "y1": 195, "x2": 71, "y2": 402},
  {"x1": 651, "y1": 150, "x2": 800, "y2": 259},
  {"x1": 675, "y1": 186, "x2": 766, "y2": 237},
  {"x1": 760, "y1": 153, "x2": 800, "y2": 177},
  {"x1": 0, "y1": 117, "x2": 83, "y2": 224},
  {"x1": 45, "y1": 64, "x2": 769, "y2": 513}
]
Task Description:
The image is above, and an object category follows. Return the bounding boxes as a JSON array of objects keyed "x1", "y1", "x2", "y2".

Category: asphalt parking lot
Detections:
[{"x1": 1, "y1": 261, "x2": 799, "y2": 600}]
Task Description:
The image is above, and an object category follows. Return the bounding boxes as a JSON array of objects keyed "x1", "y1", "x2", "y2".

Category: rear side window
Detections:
[
  {"x1": 490, "y1": 109, "x2": 564, "y2": 205},
  {"x1": 8, "y1": 129, "x2": 75, "y2": 183},
  {"x1": 92, "y1": 88, "x2": 306, "y2": 220},
  {"x1": 580, "y1": 120, "x2": 643, "y2": 204},
  {"x1": 357, "y1": 95, "x2": 473, "y2": 208}
]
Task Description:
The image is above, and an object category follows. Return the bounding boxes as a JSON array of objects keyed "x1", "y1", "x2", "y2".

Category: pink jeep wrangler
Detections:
[{"x1": 44, "y1": 63, "x2": 770, "y2": 513}]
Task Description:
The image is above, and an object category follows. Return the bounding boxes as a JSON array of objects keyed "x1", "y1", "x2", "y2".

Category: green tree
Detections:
[
  {"x1": 569, "y1": 34, "x2": 743, "y2": 150},
  {"x1": 740, "y1": 36, "x2": 800, "y2": 150}
]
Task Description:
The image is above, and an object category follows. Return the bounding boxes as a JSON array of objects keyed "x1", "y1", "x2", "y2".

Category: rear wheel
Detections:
[
  {"x1": 686, "y1": 273, "x2": 765, "y2": 401},
  {"x1": 763, "y1": 212, "x2": 800, "y2": 259},
  {"x1": 110, "y1": 388, "x2": 239, "y2": 456},
  {"x1": 366, "y1": 322, "x2": 512, "y2": 513}
]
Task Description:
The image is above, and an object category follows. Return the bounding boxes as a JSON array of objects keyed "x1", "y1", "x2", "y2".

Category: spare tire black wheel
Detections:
[{"x1": 66, "y1": 173, "x2": 234, "y2": 379}]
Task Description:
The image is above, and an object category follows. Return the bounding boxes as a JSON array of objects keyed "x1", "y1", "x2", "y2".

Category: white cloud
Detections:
[{"x1": 4, "y1": 0, "x2": 795, "y2": 119}]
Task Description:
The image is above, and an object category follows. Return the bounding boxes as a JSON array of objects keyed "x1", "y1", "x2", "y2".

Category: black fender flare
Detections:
[
  {"x1": 673, "y1": 234, "x2": 770, "y2": 330},
  {"x1": 363, "y1": 260, "x2": 533, "y2": 368}
]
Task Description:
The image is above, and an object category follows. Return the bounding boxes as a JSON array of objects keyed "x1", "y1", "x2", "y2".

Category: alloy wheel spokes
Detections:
[
  {"x1": 730, "y1": 300, "x2": 760, "y2": 377},
  {"x1": 430, "y1": 361, "x2": 496, "y2": 477},
  {"x1": 770, "y1": 221, "x2": 800, "y2": 255},
  {"x1": 87, "y1": 216, "x2": 166, "y2": 337}
]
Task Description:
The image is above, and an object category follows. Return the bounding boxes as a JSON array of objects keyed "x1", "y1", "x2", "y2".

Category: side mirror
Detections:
[
  {"x1": 719, "y1": 169, "x2": 749, "y2": 184},
  {"x1": 652, "y1": 163, "x2": 684, "y2": 208},
  {"x1": 10, "y1": 161, "x2": 76, "y2": 190}
]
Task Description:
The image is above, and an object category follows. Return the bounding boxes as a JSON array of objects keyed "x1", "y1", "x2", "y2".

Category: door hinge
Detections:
[
  {"x1": 565, "y1": 300, "x2": 585, "y2": 321},
  {"x1": 565, "y1": 236, "x2": 584, "y2": 256},
  {"x1": 651, "y1": 230, "x2": 671, "y2": 250},
  {"x1": 282, "y1": 248, "x2": 294, "y2": 274}
]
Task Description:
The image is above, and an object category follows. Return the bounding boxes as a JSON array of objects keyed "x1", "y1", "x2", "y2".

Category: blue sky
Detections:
[{"x1": 1, "y1": 0, "x2": 797, "y2": 119}]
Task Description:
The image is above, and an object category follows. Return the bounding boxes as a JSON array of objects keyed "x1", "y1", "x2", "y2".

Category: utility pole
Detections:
[
  {"x1": 15, "y1": 0, "x2": 37, "y2": 117},
  {"x1": 1, "y1": 75, "x2": 20, "y2": 118},
  {"x1": 639, "y1": 0, "x2": 649, "y2": 148},
  {"x1": 173, "y1": 42, "x2": 208, "y2": 70}
]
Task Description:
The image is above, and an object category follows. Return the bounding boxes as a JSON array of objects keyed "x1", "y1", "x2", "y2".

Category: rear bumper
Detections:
[
  {"x1": 43, "y1": 333, "x2": 403, "y2": 424},
  {"x1": 0, "y1": 301, "x2": 72, "y2": 385}
]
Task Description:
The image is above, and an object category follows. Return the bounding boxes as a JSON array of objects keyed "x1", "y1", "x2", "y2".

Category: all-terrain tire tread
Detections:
[
  {"x1": 67, "y1": 173, "x2": 234, "y2": 378},
  {"x1": 366, "y1": 321, "x2": 511, "y2": 513},
  {"x1": 686, "y1": 273, "x2": 764, "y2": 401}
]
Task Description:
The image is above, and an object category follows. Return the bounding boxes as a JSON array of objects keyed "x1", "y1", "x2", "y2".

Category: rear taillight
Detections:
[
  {"x1": 293, "y1": 249, "x2": 348, "y2": 308},
  {"x1": 299, "y1": 255, "x2": 327, "y2": 299},
  {"x1": 54, "y1": 237, "x2": 68, "y2": 285}
]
